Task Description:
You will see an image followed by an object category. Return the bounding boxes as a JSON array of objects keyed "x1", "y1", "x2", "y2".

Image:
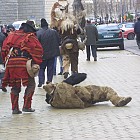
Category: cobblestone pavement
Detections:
[{"x1": 0, "y1": 47, "x2": 140, "y2": 140}]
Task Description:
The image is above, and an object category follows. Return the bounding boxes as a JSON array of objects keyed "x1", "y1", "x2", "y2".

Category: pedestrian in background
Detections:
[
  {"x1": 0, "y1": 31, "x2": 7, "y2": 92},
  {"x1": 6, "y1": 24, "x2": 15, "y2": 35},
  {"x1": 60, "y1": 22, "x2": 81, "y2": 79},
  {"x1": 1, "y1": 21, "x2": 43, "y2": 114},
  {"x1": 36, "y1": 18, "x2": 60, "y2": 87},
  {"x1": 134, "y1": 17, "x2": 140, "y2": 49},
  {"x1": 85, "y1": 20, "x2": 98, "y2": 61}
]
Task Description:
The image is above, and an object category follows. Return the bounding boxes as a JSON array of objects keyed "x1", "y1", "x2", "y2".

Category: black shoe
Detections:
[
  {"x1": 86, "y1": 59, "x2": 90, "y2": 61},
  {"x1": 2, "y1": 87, "x2": 7, "y2": 92},
  {"x1": 94, "y1": 58, "x2": 97, "y2": 61},
  {"x1": 38, "y1": 84, "x2": 42, "y2": 87},
  {"x1": 64, "y1": 72, "x2": 69, "y2": 79},
  {"x1": 22, "y1": 108, "x2": 35, "y2": 112},
  {"x1": 46, "y1": 81, "x2": 51, "y2": 84},
  {"x1": 12, "y1": 109, "x2": 22, "y2": 114},
  {"x1": 58, "y1": 72, "x2": 63, "y2": 75}
]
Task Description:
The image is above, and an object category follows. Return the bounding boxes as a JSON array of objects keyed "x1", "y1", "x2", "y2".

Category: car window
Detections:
[
  {"x1": 118, "y1": 24, "x2": 123, "y2": 28},
  {"x1": 13, "y1": 24, "x2": 20, "y2": 30},
  {"x1": 97, "y1": 25, "x2": 119, "y2": 32},
  {"x1": 125, "y1": 23, "x2": 134, "y2": 28}
]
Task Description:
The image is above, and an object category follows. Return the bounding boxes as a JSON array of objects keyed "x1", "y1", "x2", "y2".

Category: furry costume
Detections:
[
  {"x1": 50, "y1": 0, "x2": 69, "y2": 29},
  {"x1": 43, "y1": 73, "x2": 132, "y2": 109},
  {"x1": 50, "y1": 0, "x2": 86, "y2": 77}
]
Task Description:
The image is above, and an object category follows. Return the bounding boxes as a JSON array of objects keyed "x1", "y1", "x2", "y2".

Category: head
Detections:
[
  {"x1": 41, "y1": 18, "x2": 48, "y2": 28},
  {"x1": 58, "y1": 0, "x2": 68, "y2": 7},
  {"x1": 86, "y1": 19, "x2": 91, "y2": 24},
  {"x1": 43, "y1": 83, "x2": 56, "y2": 95},
  {"x1": 7, "y1": 24, "x2": 15, "y2": 34},
  {"x1": 20, "y1": 20, "x2": 36, "y2": 33},
  {"x1": 137, "y1": 17, "x2": 140, "y2": 21}
]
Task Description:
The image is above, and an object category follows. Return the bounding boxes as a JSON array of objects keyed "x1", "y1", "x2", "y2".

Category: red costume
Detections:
[
  {"x1": 2, "y1": 30, "x2": 43, "y2": 87},
  {"x1": 2, "y1": 29, "x2": 43, "y2": 114}
]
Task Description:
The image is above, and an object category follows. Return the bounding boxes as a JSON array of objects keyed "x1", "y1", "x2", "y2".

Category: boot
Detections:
[
  {"x1": 104, "y1": 87, "x2": 132, "y2": 107},
  {"x1": 12, "y1": 109, "x2": 22, "y2": 114},
  {"x1": 22, "y1": 93, "x2": 35, "y2": 112},
  {"x1": 11, "y1": 93, "x2": 22, "y2": 114},
  {"x1": 115, "y1": 97, "x2": 132, "y2": 107}
]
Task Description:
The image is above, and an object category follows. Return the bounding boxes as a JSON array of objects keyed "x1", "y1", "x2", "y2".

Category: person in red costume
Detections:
[{"x1": 1, "y1": 21, "x2": 43, "y2": 114}]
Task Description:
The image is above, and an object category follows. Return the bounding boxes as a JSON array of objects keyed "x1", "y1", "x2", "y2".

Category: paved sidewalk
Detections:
[{"x1": 0, "y1": 49, "x2": 140, "y2": 140}]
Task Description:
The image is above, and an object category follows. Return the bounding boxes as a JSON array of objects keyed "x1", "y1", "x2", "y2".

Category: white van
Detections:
[
  {"x1": 12, "y1": 20, "x2": 36, "y2": 30},
  {"x1": 12, "y1": 20, "x2": 26, "y2": 30}
]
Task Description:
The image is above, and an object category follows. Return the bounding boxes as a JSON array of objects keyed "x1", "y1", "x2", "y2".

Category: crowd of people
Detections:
[
  {"x1": 0, "y1": 13, "x2": 101, "y2": 113},
  {"x1": 1, "y1": 0, "x2": 137, "y2": 114}
]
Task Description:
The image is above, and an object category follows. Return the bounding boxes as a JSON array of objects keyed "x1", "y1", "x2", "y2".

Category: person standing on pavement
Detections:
[
  {"x1": 0, "y1": 24, "x2": 16, "y2": 93},
  {"x1": 0, "y1": 31, "x2": 7, "y2": 92},
  {"x1": 85, "y1": 20, "x2": 98, "y2": 61},
  {"x1": 134, "y1": 17, "x2": 140, "y2": 49},
  {"x1": 36, "y1": 18, "x2": 60, "y2": 87},
  {"x1": 60, "y1": 21, "x2": 81, "y2": 79},
  {"x1": 1, "y1": 21, "x2": 43, "y2": 114}
]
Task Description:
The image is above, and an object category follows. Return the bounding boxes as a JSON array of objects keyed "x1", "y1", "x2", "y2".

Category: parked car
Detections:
[
  {"x1": 123, "y1": 28, "x2": 135, "y2": 40},
  {"x1": 118, "y1": 22, "x2": 135, "y2": 40},
  {"x1": 118, "y1": 22, "x2": 134, "y2": 31},
  {"x1": 96, "y1": 24, "x2": 124, "y2": 50}
]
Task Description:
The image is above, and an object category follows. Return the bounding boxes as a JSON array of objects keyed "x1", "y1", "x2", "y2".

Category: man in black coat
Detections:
[
  {"x1": 85, "y1": 20, "x2": 98, "y2": 61},
  {"x1": 134, "y1": 17, "x2": 140, "y2": 49},
  {"x1": 0, "y1": 31, "x2": 7, "y2": 92},
  {"x1": 36, "y1": 18, "x2": 60, "y2": 87}
]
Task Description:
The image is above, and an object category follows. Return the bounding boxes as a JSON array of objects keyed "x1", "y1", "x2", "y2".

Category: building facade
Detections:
[{"x1": 0, "y1": 0, "x2": 74, "y2": 25}]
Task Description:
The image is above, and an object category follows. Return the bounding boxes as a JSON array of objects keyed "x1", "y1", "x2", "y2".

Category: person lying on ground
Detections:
[{"x1": 43, "y1": 73, "x2": 132, "y2": 109}]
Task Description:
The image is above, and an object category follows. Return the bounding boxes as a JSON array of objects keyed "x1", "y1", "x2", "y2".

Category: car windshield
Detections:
[{"x1": 97, "y1": 24, "x2": 119, "y2": 32}]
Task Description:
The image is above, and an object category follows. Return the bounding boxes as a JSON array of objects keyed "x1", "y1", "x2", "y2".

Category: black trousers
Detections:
[{"x1": 86, "y1": 45, "x2": 97, "y2": 60}]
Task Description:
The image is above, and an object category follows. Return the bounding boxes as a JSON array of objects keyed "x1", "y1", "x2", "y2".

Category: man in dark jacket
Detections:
[
  {"x1": 85, "y1": 20, "x2": 98, "y2": 61},
  {"x1": 37, "y1": 18, "x2": 60, "y2": 87},
  {"x1": 134, "y1": 17, "x2": 140, "y2": 49},
  {"x1": 0, "y1": 32, "x2": 7, "y2": 92}
]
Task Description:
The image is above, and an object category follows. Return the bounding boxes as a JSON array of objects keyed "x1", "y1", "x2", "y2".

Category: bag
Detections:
[
  {"x1": 26, "y1": 59, "x2": 40, "y2": 78},
  {"x1": 77, "y1": 38, "x2": 85, "y2": 50},
  {"x1": 65, "y1": 43, "x2": 73, "y2": 49},
  {"x1": 62, "y1": 36, "x2": 74, "y2": 50}
]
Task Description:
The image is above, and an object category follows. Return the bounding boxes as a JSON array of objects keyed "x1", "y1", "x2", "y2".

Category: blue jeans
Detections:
[
  {"x1": 38, "y1": 57, "x2": 55, "y2": 84},
  {"x1": 0, "y1": 72, "x2": 4, "y2": 88},
  {"x1": 53, "y1": 56, "x2": 63, "y2": 75}
]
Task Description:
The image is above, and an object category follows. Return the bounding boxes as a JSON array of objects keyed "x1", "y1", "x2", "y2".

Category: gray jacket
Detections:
[{"x1": 85, "y1": 24, "x2": 98, "y2": 45}]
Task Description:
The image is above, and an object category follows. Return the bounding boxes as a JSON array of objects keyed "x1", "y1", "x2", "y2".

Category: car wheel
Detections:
[
  {"x1": 127, "y1": 33, "x2": 135, "y2": 40},
  {"x1": 119, "y1": 43, "x2": 124, "y2": 50}
]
